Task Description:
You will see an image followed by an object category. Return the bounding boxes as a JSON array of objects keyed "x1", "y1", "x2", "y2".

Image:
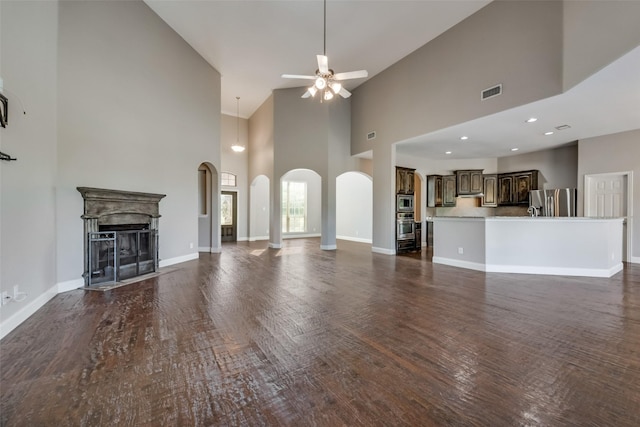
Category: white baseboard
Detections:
[
  {"x1": 372, "y1": 246, "x2": 395, "y2": 255},
  {"x1": 249, "y1": 235, "x2": 269, "y2": 242},
  {"x1": 237, "y1": 237, "x2": 248, "y2": 242},
  {"x1": 0, "y1": 283, "x2": 58, "y2": 340},
  {"x1": 283, "y1": 233, "x2": 321, "y2": 239},
  {"x1": 433, "y1": 256, "x2": 624, "y2": 278},
  {"x1": 432, "y1": 257, "x2": 486, "y2": 272},
  {"x1": 159, "y1": 252, "x2": 199, "y2": 268},
  {"x1": 198, "y1": 246, "x2": 211, "y2": 252},
  {"x1": 269, "y1": 242, "x2": 282, "y2": 249},
  {"x1": 58, "y1": 278, "x2": 84, "y2": 293},
  {"x1": 336, "y1": 235, "x2": 373, "y2": 244},
  {"x1": 628, "y1": 255, "x2": 640, "y2": 264},
  {"x1": 320, "y1": 244, "x2": 337, "y2": 250}
]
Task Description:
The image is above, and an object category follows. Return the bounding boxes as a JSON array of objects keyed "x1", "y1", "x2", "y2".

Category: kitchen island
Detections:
[{"x1": 432, "y1": 216, "x2": 624, "y2": 277}]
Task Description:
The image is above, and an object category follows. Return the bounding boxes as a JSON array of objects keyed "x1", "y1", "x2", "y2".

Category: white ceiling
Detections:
[{"x1": 145, "y1": 0, "x2": 640, "y2": 160}]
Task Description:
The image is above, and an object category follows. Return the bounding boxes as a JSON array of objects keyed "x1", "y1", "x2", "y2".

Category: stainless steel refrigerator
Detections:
[{"x1": 529, "y1": 188, "x2": 577, "y2": 217}]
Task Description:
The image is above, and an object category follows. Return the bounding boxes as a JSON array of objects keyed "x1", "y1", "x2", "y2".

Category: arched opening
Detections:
[
  {"x1": 336, "y1": 171, "x2": 373, "y2": 244},
  {"x1": 280, "y1": 169, "x2": 322, "y2": 239},
  {"x1": 249, "y1": 175, "x2": 270, "y2": 241},
  {"x1": 197, "y1": 162, "x2": 220, "y2": 252}
]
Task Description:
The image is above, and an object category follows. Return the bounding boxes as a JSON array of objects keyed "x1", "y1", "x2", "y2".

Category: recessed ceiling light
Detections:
[
  {"x1": 445, "y1": 151, "x2": 452, "y2": 155},
  {"x1": 526, "y1": 118, "x2": 538, "y2": 123},
  {"x1": 544, "y1": 131, "x2": 554, "y2": 136},
  {"x1": 511, "y1": 148, "x2": 519, "y2": 151},
  {"x1": 460, "y1": 136, "x2": 469, "y2": 140}
]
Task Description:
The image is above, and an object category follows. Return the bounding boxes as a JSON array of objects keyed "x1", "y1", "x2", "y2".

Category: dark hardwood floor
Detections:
[{"x1": 1, "y1": 238, "x2": 639, "y2": 426}]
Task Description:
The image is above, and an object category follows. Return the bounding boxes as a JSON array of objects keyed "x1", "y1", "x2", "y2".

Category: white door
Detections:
[{"x1": 585, "y1": 172, "x2": 630, "y2": 261}]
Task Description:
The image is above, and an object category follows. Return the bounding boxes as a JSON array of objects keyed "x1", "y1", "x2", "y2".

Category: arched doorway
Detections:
[
  {"x1": 197, "y1": 162, "x2": 220, "y2": 252},
  {"x1": 336, "y1": 171, "x2": 373, "y2": 244}
]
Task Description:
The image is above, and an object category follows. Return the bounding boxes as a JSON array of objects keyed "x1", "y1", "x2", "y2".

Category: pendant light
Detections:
[{"x1": 231, "y1": 96, "x2": 245, "y2": 153}]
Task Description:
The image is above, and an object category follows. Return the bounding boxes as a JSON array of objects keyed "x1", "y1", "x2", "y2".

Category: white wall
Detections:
[
  {"x1": 336, "y1": 172, "x2": 373, "y2": 243},
  {"x1": 0, "y1": 0, "x2": 59, "y2": 331},
  {"x1": 221, "y1": 113, "x2": 249, "y2": 240},
  {"x1": 249, "y1": 175, "x2": 269, "y2": 241},
  {"x1": 578, "y1": 129, "x2": 640, "y2": 261}
]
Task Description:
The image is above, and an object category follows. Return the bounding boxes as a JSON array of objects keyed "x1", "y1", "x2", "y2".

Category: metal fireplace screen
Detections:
[{"x1": 87, "y1": 226, "x2": 157, "y2": 286}]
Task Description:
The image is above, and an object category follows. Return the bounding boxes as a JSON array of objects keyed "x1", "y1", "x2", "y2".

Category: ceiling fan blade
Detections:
[
  {"x1": 334, "y1": 70, "x2": 368, "y2": 80},
  {"x1": 282, "y1": 74, "x2": 316, "y2": 80},
  {"x1": 338, "y1": 87, "x2": 352, "y2": 98},
  {"x1": 317, "y1": 55, "x2": 329, "y2": 74}
]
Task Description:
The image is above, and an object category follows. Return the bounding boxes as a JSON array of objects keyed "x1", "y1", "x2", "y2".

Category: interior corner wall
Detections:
[
  {"x1": 221, "y1": 113, "x2": 249, "y2": 240},
  {"x1": 577, "y1": 129, "x2": 640, "y2": 260},
  {"x1": 56, "y1": 1, "x2": 221, "y2": 284},
  {"x1": 351, "y1": 0, "x2": 563, "y2": 156},
  {"x1": 0, "y1": 0, "x2": 59, "y2": 329},
  {"x1": 563, "y1": 0, "x2": 640, "y2": 91}
]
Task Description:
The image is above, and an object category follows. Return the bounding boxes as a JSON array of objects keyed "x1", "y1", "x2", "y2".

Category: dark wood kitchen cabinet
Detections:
[
  {"x1": 426, "y1": 175, "x2": 443, "y2": 207},
  {"x1": 396, "y1": 167, "x2": 415, "y2": 195},
  {"x1": 498, "y1": 170, "x2": 539, "y2": 205},
  {"x1": 455, "y1": 170, "x2": 483, "y2": 195},
  {"x1": 482, "y1": 174, "x2": 498, "y2": 207},
  {"x1": 442, "y1": 175, "x2": 457, "y2": 207}
]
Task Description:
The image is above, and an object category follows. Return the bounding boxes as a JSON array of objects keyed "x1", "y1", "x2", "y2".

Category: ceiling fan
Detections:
[{"x1": 281, "y1": 0, "x2": 368, "y2": 101}]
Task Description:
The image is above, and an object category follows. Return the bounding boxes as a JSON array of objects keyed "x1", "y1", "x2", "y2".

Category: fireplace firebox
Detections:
[{"x1": 78, "y1": 187, "x2": 166, "y2": 286}]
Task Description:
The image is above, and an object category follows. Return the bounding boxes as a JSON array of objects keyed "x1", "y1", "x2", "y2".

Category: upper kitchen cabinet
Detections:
[
  {"x1": 442, "y1": 175, "x2": 457, "y2": 207},
  {"x1": 427, "y1": 175, "x2": 443, "y2": 207},
  {"x1": 482, "y1": 174, "x2": 498, "y2": 207},
  {"x1": 396, "y1": 167, "x2": 415, "y2": 194},
  {"x1": 498, "y1": 170, "x2": 539, "y2": 205},
  {"x1": 455, "y1": 170, "x2": 483, "y2": 196}
]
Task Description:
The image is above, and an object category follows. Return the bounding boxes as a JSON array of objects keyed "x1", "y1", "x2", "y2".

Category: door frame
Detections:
[
  {"x1": 221, "y1": 190, "x2": 238, "y2": 242},
  {"x1": 584, "y1": 171, "x2": 633, "y2": 262}
]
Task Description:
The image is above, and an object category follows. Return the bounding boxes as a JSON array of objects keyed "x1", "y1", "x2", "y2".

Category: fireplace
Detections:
[{"x1": 78, "y1": 187, "x2": 166, "y2": 286}]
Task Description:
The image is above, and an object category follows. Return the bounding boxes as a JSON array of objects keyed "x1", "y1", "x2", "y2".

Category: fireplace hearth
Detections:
[{"x1": 78, "y1": 187, "x2": 166, "y2": 286}]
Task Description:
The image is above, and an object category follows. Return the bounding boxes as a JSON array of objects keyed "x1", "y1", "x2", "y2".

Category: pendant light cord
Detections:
[{"x1": 236, "y1": 97, "x2": 240, "y2": 144}]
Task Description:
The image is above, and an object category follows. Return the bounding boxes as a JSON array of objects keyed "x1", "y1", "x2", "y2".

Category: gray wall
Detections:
[
  {"x1": 1, "y1": 0, "x2": 58, "y2": 326},
  {"x1": 498, "y1": 143, "x2": 578, "y2": 189},
  {"x1": 578, "y1": 129, "x2": 640, "y2": 260},
  {"x1": 563, "y1": 1, "x2": 640, "y2": 90},
  {"x1": 351, "y1": 0, "x2": 563, "y2": 155},
  {"x1": 57, "y1": 0, "x2": 221, "y2": 282},
  {"x1": 221, "y1": 113, "x2": 249, "y2": 240},
  {"x1": 1, "y1": 0, "x2": 222, "y2": 335},
  {"x1": 271, "y1": 87, "x2": 354, "y2": 249},
  {"x1": 249, "y1": 175, "x2": 270, "y2": 240}
]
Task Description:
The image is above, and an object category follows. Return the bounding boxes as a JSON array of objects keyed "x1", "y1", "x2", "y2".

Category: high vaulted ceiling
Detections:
[{"x1": 145, "y1": 1, "x2": 640, "y2": 160}]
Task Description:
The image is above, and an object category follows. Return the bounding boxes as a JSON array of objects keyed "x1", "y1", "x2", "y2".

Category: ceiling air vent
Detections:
[
  {"x1": 481, "y1": 84, "x2": 502, "y2": 101},
  {"x1": 367, "y1": 131, "x2": 376, "y2": 140}
]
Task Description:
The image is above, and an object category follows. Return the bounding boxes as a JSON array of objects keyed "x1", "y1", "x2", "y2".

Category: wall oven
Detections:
[
  {"x1": 397, "y1": 194, "x2": 414, "y2": 212},
  {"x1": 396, "y1": 212, "x2": 415, "y2": 240}
]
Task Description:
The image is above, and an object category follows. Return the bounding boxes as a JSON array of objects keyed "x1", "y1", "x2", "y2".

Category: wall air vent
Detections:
[
  {"x1": 367, "y1": 131, "x2": 376, "y2": 140},
  {"x1": 481, "y1": 84, "x2": 502, "y2": 101}
]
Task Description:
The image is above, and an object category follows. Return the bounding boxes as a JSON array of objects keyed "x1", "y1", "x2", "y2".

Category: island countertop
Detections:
[{"x1": 431, "y1": 216, "x2": 623, "y2": 277}]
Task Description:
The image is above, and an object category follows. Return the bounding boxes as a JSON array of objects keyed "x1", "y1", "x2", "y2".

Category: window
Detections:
[
  {"x1": 282, "y1": 181, "x2": 307, "y2": 233},
  {"x1": 221, "y1": 172, "x2": 237, "y2": 187},
  {"x1": 221, "y1": 193, "x2": 233, "y2": 226}
]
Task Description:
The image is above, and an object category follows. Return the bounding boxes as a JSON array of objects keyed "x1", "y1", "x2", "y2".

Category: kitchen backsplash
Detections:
[{"x1": 425, "y1": 197, "x2": 528, "y2": 219}]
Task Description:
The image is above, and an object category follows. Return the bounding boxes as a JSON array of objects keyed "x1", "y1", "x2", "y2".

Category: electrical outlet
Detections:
[
  {"x1": 2, "y1": 291, "x2": 11, "y2": 305},
  {"x1": 190, "y1": 242, "x2": 194, "y2": 249},
  {"x1": 458, "y1": 247, "x2": 464, "y2": 255}
]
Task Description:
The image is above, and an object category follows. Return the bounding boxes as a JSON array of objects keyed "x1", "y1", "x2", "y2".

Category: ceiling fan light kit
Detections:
[{"x1": 282, "y1": 0, "x2": 368, "y2": 102}]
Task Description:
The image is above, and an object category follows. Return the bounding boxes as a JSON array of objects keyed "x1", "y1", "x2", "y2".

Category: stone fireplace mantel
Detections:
[{"x1": 77, "y1": 187, "x2": 166, "y2": 286}]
